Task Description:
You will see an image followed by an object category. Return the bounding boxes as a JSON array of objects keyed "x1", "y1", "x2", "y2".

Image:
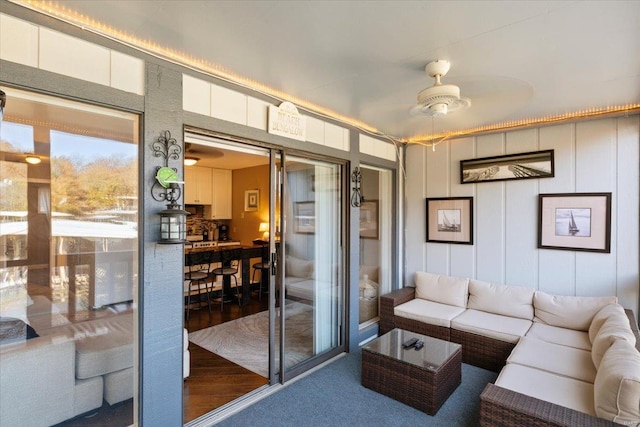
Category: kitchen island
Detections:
[{"x1": 184, "y1": 244, "x2": 268, "y2": 306}]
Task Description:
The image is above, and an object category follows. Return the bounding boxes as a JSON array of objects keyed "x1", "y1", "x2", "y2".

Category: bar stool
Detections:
[
  {"x1": 184, "y1": 251, "x2": 212, "y2": 320},
  {"x1": 211, "y1": 247, "x2": 242, "y2": 310},
  {"x1": 251, "y1": 244, "x2": 270, "y2": 301}
]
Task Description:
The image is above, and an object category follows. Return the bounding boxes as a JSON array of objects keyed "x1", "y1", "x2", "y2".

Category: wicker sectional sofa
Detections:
[{"x1": 379, "y1": 272, "x2": 640, "y2": 426}]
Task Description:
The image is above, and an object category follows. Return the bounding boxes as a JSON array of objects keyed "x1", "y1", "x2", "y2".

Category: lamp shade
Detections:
[
  {"x1": 258, "y1": 222, "x2": 269, "y2": 240},
  {"x1": 158, "y1": 202, "x2": 189, "y2": 244}
]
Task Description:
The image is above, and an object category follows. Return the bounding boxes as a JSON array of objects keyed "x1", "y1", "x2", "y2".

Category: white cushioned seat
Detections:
[
  {"x1": 468, "y1": 279, "x2": 534, "y2": 320},
  {"x1": 286, "y1": 279, "x2": 334, "y2": 302},
  {"x1": 74, "y1": 376, "x2": 103, "y2": 415},
  {"x1": 525, "y1": 322, "x2": 591, "y2": 351},
  {"x1": 594, "y1": 339, "x2": 640, "y2": 424},
  {"x1": 507, "y1": 337, "x2": 596, "y2": 383},
  {"x1": 495, "y1": 363, "x2": 596, "y2": 416},
  {"x1": 394, "y1": 298, "x2": 466, "y2": 328},
  {"x1": 451, "y1": 309, "x2": 532, "y2": 343},
  {"x1": 103, "y1": 367, "x2": 133, "y2": 405},
  {"x1": 533, "y1": 291, "x2": 617, "y2": 331},
  {"x1": 414, "y1": 271, "x2": 469, "y2": 308},
  {"x1": 50, "y1": 313, "x2": 133, "y2": 379}
]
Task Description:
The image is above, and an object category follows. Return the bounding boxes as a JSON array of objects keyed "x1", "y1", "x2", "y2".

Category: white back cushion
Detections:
[
  {"x1": 588, "y1": 303, "x2": 627, "y2": 343},
  {"x1": 591, "y1": 314, "x2": 636, "y2": 369},
  {"x1": 533, "y1": 291, "x2": 617, "y2": 331},
  {"x1": 468, "y1": 279, "x2": 534, "y2": 320},
  {"x1": 414, "y1": 272, "x2": 469, "y2": 308},
  {"x1": 594, "y1": 339, "x2": 640, "y2": 424}
]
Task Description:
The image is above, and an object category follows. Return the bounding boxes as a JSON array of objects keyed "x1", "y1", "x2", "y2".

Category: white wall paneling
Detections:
[
  {"x1": 304, "y1": 115, "x2": 325, "y2": 144},
  {"x1": 110, "y1": 51, "x2": 145, "y2": 95},
  {"x1": 538, "y1": 124, "x2": 576, "y2": 295},
  {"x1": 616, "y1": 116, "x2": 640, "y2": 308},
  {"x1": 505, "y1": 129, "x2": 539, "y2": 288},
  {"x1": 39, "y1": 27, "x2": 111, "y2": 86},
  {"x1": 0, "y1": 13, "x2": 144, "y2": 95},
  {"x1": 474, "y1": 133, "x2": 506, "y2": 284},
  {"x1": 183, "y1": 74, "x2": 211, "y2": 116},
  {"x1": 247, "y1": 96, "x2": 269, "y2": 130},
  {"x1": 0, "y1": 14, "x2": 39, "y2": 67},
  {"x1": 405, "y1": 116, "x2": 639, "y2": 316},
  {"x1": 449, "y1": 137, "x2": 476, "y2": 279},
  {"x1": 359, "y1": 134, "x2": 396, "y2": 161},
  {"x1": 424, "y1": 139, "x2": 450, "y2": 275},
  {"x1": 575, "y1": 119, "x2": 617, "y2": 297},
  {"x1": 404, "y1": 144, "x2": 427, "y2": 280},
  {"x1": 210, "y1": 83, "x2": 248, "y2": 125}
]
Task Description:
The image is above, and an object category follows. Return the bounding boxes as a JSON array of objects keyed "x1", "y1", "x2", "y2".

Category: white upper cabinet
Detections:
[
  {"x1": 211, "y1": 169, "x2": 232, "y2": 219},
  {"x1": 184, "y1": 166, "x2": 213, "y2": 205}
]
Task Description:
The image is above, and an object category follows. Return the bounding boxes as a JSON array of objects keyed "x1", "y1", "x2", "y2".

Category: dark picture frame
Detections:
[
  {"x1": 294, "y1": 201, "x2": 315, "y2": 234},
  {"x1": 538, "y1": 192, "x2": 611, "y2": 253},
  {"x1": 359, "y1": 200, "x2": 379, "y2": 240},
  {"x1": 426, "y1": 197, "x2": 473, "y2": 245},
  {"x1": 460, "y1": 149, "x2": 554, "y2": 184},
  {"x1": 244, "y1": 189, "x2": 259, "y2": 211}
]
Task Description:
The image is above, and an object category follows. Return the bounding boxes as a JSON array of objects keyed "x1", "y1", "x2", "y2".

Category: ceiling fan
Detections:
[
  {"x1": 410, "y1": 60, "x2": 471, "y2": 117},
  {"x1": 184, "y1": 142, "x2": 224, "y2": 166}
]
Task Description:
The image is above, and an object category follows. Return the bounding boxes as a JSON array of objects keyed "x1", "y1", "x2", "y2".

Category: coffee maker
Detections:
[{"x1": 218, "y1": 224, "x2": 229, "y2": 241}]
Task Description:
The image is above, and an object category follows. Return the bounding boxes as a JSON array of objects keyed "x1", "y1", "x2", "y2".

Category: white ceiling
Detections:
[{"x1": 25, "y1": 0, "x2": 640, "y2": 142}]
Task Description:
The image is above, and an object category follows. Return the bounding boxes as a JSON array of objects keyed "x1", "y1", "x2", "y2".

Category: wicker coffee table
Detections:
[{"x1": 361, "y1": 328, "x2": 462, "y2": 415}]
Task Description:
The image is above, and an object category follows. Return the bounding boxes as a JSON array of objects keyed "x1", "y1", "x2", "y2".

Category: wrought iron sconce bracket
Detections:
[
  {"x1": 150, "y1": 130, "x2": 189, "y2": 244},
  {"x1": 151, "y1": 130, "x2": 182, "y2": 203},
  {"x1": 350, "y1": 166, "x2": 363, "y2": 207}
]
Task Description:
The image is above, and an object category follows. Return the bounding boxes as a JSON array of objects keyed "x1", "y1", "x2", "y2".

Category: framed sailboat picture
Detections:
[
  {"x1": 538, "y1": 193, "x2": 611, "y2": 253},
  {"x1": 426, "y1": 197, "x2": 473, "y2": 244}
]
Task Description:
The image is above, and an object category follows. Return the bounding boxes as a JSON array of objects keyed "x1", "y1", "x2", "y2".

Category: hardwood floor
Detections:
[{"x1": 183, "y1": 289, "x2": 270, "y2": 423}]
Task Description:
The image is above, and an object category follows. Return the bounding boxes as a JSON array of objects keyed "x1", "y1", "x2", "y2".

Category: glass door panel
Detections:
[
  {"x1": 359, "y1": 165, "x2": 393, "y2": 327},
  {"x1": 280, "y1": 154, "x2": 343, "y2": 379}
]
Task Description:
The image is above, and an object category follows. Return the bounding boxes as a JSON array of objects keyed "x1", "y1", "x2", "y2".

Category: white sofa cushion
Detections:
[
  {"x1": 525, "y1": 322, "x2": 591, "y2": 351},
  {"x1": 594, "y1": 339, "x2": 640, "y2": 424},
  {"x1": 468, "y1": 279, "x2": 534, "y2": 320},
  {"x1": 591, "y1": 314, "x2": 636, "y2": 369},
  {"x1": 285, "y1": 256, "x2": 314, "y2": 279},
  {"x1": 507, "y1": 337, "x2": 596, "y2": 383},
  {"x1": 533, "y1": 291, "x2": 617, "y2": 331},
  {"x1": 495, "y1": 363, "x2": 596, "y2": 416},
  {"x1": 414, "y1": 271, "x2": 469, "y2": 308},
  {"x1": 451, "y1": 309, "x2": 532, "y2": 343},
  {"x1": 588, "y1": 303, "x2": 628, "y2": 343},
  {"x1": 394, "y1": 299, "x2": 466, "y2": 328},
  {"x1": 51, "y1": 313, "x2": 133, "y2": 379}
]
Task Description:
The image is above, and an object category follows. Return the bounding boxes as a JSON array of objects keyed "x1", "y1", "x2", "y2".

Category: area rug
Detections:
[{"x1": 189, "y1": 301, "x2": 313, "y2": 377}]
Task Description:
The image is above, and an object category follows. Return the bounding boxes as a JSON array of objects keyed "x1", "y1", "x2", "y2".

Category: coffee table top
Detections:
[{"x1": 362, "y1": 328, "x2": 461, "y2": 373}]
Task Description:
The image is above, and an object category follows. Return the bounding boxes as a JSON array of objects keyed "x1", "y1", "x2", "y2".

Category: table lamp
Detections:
[{"x1": 259, "y1": 222, "x2": 269, "y2": 241}]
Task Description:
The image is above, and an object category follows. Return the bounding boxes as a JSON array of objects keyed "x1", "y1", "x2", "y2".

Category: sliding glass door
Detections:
[{"x1": 277, "y1": 153, "x2": 344, "y2": 380}]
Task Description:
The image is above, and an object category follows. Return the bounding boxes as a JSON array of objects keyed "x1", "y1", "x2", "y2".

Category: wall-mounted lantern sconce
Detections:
[
  {"x1": 151, "y1": 130, "x2": 189, "y2": 244},
  {"x1": 350, "y1": 166, "x2": 363, "y2": 207}
]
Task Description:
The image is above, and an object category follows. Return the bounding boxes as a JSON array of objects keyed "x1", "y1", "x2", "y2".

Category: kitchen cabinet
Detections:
[
  {"x1": 211, "y1": 168, "x2": 232, "y2": 219},
  {"x1": 184, "y1": 166, "x2": 212, "y2": 204}
]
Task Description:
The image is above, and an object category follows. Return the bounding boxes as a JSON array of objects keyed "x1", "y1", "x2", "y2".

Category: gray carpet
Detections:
[
  {"x1": 189, "y1": 301, "x2": 313, "y2": 377},
  {"x1": 217, "y1": 349, "x2": 498, "y2": 426}
]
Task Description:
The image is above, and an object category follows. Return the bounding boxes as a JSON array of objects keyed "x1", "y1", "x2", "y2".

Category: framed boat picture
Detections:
[
  {"x1": 538, "y1": 193, "x2": 611, "y2": 253},
  {"x1": 426, "y1": 197, "x2": 473, "y2": 245}
]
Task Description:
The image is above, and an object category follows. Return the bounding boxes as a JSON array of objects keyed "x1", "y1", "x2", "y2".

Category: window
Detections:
[{"x1": 0, "y1": 87, "x2": 139, "y2": 426}]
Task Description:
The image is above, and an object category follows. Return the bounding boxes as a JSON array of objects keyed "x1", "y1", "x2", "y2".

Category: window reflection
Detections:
[{"x1": 0, "y1": 88, "x2": 138, "y2": 427}]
